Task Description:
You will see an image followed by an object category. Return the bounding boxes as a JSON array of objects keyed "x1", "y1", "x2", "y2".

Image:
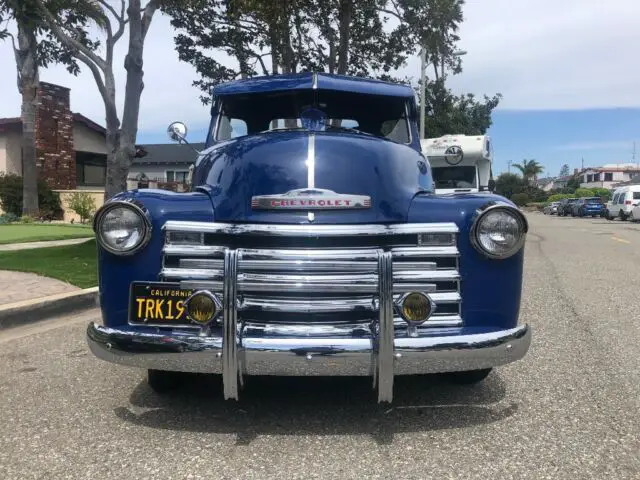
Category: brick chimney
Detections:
[{"x1": 35, "y1": 82, "x2": 76, "y2": 189}]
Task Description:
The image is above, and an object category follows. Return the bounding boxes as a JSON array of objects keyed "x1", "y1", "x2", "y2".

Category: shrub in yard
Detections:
[
  {"x1": 19, "y1": 215, "x2": 35, "y2": 223},
  {"x1": 511, "y1": 193, "x2": 530, "y2": 206},
  {"x1": 0, "y1": 173, "x2": 63, "y2": 220},
  {"x1": 68, "y1": 191, "x2": 97, "y2": 224},
  {"x1": 0, "y1": 212, "x2": 19, "y2": 224},
  {"x1": 547, "y1": 193, "x2": 574, "y2": 203}
]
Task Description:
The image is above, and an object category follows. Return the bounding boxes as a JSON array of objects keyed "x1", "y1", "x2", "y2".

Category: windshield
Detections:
[
  {"x1": 432, "y1": 166, "x2": 478, "y2": 189},
  {"x1": 585, "y1": 197, "x2": 602, "y2": 204},
  {"x1": 212, "y1": 89, "x2": 410, "y2": 144}
]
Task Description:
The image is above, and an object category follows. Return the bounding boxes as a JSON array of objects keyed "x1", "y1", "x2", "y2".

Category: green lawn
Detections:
[
  {"x1": 0, "y1": 239, "x2": 98, "y2": 288},
  {"x1": 0, "y1": 224, "x2": 94, "y2": 245}
]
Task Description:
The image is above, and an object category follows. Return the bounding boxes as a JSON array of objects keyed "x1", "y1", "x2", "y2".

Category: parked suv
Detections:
[
  {"x1": 573, "y1": 197, "x2": 605, "y2": 217},
  {"x1": 557, "y1": 198, "x2": 579, "y2": 216}
]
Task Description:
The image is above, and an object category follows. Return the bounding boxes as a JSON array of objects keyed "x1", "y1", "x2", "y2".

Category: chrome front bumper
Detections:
[{"x1": 87, "y1": 321, "x2": 531, "y2": 403}]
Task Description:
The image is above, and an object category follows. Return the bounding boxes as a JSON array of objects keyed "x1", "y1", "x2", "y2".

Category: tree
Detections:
[
  {"x1": 421, "y1": 78, "x2": 501, "y2": 137},
  {"x1": 513, "y1": 159, "x2": 544, "y2": 185},
  {"x1": 0, "y1": 0, "x2": 97, "y2": 215},
  {"x1": 494, "y1": 172, "x2": 525, "y2": 199},
  {"x1": 559, "y1": 163, "x2": 570, "y2": 177},
  {"x1": 33, "y1": 0, "x2": 162, "y2": 200}
]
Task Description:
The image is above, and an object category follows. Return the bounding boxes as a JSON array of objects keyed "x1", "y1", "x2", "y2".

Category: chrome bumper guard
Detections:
[
  {"x1": 87, "y1": 320, "x2": 531, "y2": 403},
  {"x1": 89, "y1": 222, "x2": 531, "y2": 403}
]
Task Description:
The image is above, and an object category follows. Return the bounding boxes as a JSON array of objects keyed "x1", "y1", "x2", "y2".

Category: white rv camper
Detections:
[{"x1": 421, "y1": 134, "x2": 493, "y2": 194}]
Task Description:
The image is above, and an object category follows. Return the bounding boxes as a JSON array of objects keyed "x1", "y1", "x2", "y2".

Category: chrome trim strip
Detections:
[
  {"x1": 163, "y1": 221, "x2": 459, "y2": 237},
  {"x1": 240, "y1": 295, "x2": 375, "y2": 313},
  {"x1": 377, "y1": 251, "x2": 394, "y2": 403},
  {"x1": 307, "y1": 133, "x2": 315, "y2": 188},
  {"x1": 391, "y1": 246, "x2": 460, "y2": 258},
  {"x1": 164, "y1": 245, "x2": 227, "y2": 257},
  {"x1": 239, "y1": 259, "x2": 379, "y2": 272},
  {"x1": 223, "y1": 249, "x2": 239, "y2": 400},
  {"x1": 181, "y1": 280, "x2": 223, "y2": 291},
  {"x1": 393, "y1": 270, "x2": 460, "y2": 282},
  {"x1": 238, "y1": 273, "x2": 379, "y2": 293},
  {"x1": 394, "y1": 315, "x2": 462, "y2": 328},
  {"x1": 240, "y1": 248, "x2": 381, "y2": 260},
  {"x1": 312, "y1": 72, "x2": 318, "y2": 89},
  {"x1": 393, "y1": 283, "x2": 437, "y2": 293},
  {"x1": 161, "y1": 268, "x2": 224, "y2": 280}
]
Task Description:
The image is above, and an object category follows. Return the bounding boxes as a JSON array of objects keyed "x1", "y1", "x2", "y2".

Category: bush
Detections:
[
  {"x1": 547, "y1": 193, "x2": 575, "y2": 203},
  {"x1": 0, "y1": 173, "x2": 63, "y2": 220},
  {"x1": 67, "y1": 191, "x2": 96, "y2": 224},
  {"x1": 0, "y1": 212, "x2": 19, "y2": 224},
  {"x1": 511, "y1": 193, "x2": 530, "y2": 206},
  {"x1": 19, "y1": 215, "x2": 35, "y2": 223}
]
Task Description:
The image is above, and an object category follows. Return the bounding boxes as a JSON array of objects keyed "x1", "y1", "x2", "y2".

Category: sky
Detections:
[{"x1": 0, "y1": 0, "x2": 639, "y2": 177}]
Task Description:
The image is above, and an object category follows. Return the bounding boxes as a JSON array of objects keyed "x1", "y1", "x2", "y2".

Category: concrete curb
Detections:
[{"x1": 0, "y1": 287, "x2": 99, "y2": 330}]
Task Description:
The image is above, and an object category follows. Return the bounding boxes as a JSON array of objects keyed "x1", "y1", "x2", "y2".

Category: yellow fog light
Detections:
[
  {"x1": 398, "y1": 292, "x2": 434, "y2": 325},
  {"x1": 185, "y1": 291, "x2": 219, "y2": 324}
]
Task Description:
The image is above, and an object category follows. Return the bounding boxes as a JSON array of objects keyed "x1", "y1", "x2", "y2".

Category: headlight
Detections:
[
  {"x1": 93, "y1": 201, "x2": 152, "y2": 255},
  {"x1": 470, "y1": 204, "x2": 528, "y2": 259}
]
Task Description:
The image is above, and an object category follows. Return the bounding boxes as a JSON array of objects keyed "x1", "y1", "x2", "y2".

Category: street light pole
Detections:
[{"x1": 419, "y1": 46, "x2": 427, "y2": 140}]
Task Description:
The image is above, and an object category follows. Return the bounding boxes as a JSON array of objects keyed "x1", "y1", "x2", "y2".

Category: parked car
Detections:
[
  {"x1": 557, "y1": 198, "x2": 579, "y2": 216},
  {"x1": 605, "y1": 185, "x2": 640, "y2": 220},
  {"x1": 572, "y1": 197, "x2": 605, "y2": 217},
  {"x1": 543, "y1": 201, "x2": 560, "y2": 215},
  {"x1": 87, "y1": 72, "x2": 531, "y2": 403}
]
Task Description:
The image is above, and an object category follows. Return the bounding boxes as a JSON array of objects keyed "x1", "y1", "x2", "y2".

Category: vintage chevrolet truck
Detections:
[{"x1": 87, "y1": 73, "x2": 531, "y2": 403}]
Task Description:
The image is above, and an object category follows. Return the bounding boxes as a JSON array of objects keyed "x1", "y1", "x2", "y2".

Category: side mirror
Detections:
[{"x1": 167, "y1": 121, "x2": 188, "y2": 143}]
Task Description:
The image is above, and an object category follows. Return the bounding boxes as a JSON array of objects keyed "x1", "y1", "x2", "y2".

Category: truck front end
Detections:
[{"x1": 87, "y1": 74, "x2": 531, "y2": 403}]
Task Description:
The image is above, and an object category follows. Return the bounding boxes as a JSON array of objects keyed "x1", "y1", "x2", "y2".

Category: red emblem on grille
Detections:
[{"x1": 251, "y1": 188, "x2": 371, "y2": 210}]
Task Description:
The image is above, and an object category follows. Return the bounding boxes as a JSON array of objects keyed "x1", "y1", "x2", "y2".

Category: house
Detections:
[
  {"x1": 579, "y1": 164, "x2": 640, "y2": 189},
  {"x1": 0, "y1": 82, "x2": 203, "y2": 220},
  {"x1": 536, "y1": 175, "x2": 574, "y2": 192}
]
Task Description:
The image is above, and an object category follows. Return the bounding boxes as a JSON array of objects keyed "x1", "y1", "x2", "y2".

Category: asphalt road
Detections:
[{"x1": 1, "y1": 213, "x2": 639, "y2": 479}]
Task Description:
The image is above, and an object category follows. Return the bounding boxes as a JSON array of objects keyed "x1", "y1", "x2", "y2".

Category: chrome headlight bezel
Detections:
[
  {"x1": 469, "y1": 202, "x2": 528, "y2": 260},
  {"x1": 93, "y1": 200, "x2": 152, "y2": 256}
]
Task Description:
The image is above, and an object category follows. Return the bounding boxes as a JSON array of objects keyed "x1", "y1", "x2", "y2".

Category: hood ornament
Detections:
[{"x1": 251, "y1": 188, "x2": 371, "y2": 210}]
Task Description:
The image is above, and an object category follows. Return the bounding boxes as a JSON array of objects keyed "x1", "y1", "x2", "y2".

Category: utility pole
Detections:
[
  {"x1": 507, "y1": 160, "x2": 512, "y2": 173},
  {"x1": 419, "y1": 47, "x2": 426, "y2": 140}
]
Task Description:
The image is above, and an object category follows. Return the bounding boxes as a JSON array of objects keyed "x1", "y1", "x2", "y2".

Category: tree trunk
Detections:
[
  {"x1": 336, "y1": 0, "x2": 352, "y2": 75},
  {"x1": 15, "y1": 21, "x2": 39, "y2": 217}
]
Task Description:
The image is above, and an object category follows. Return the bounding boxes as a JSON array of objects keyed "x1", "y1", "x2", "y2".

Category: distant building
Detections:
[
  {"x1": 580, "y1": 163, "x2": 640, "y2": 189},
  {"x1": 538, "y1": 175, "x2": 573, "y2": 191}
]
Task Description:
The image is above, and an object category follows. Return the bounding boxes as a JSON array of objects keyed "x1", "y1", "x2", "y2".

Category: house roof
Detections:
[
  {"x1": 0, "y1": 114, "x2": 105, "y2": 135},
  {"x1": 213, "y1": 72, "x2": 415, "y2": 98},
  {"x1": 132, "y1": 143, "x2": 206, "y2": 165}
]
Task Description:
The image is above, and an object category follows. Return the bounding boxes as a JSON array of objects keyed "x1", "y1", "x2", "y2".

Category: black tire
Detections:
[
  {"x1": 148, "y1": 369, "x2": 183, "y2": 393},
  {"x1": 446, "y1": 368, "x2": 492, "y2": 385},
  {"x1": 619, "y1": 210, "x2": 627, "y2": 221}
]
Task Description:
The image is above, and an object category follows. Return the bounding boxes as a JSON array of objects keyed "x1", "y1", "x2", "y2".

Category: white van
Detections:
[{"x1": 606, "y1": 185, "x2": 640, "y2": 220}]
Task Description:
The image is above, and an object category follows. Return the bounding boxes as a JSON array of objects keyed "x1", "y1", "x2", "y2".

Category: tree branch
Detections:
[
  {"x1": 32, "y1": 0, "x2": 108, "y2": 72},
  {"x1": 141, "y1": 0, "x2": 161, "y2": 40},
  {"x1": 96, "y1": 0, "x2": 123, "y2": 22},
  {"x1": 250, "y1": 51, "x2": 269, "y2": 75}
]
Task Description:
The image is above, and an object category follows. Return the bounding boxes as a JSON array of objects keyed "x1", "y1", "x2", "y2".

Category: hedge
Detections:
[{"x1": 0, "y1": 173, "x2": 63, "y2": 220}]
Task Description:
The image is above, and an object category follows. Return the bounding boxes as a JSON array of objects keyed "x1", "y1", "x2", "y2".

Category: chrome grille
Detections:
[{"x1": 161, "y1": 222, "x2": 461, "y2": 328}]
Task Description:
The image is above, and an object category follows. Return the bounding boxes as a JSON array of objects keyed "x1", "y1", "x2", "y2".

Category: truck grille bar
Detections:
[{"x1": 161, "y1": 222, "x2": 462, "y2": 328}]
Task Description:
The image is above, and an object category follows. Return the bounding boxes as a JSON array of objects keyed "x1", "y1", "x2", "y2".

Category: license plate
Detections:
[{"x1": 129, "y1": 282, "x2": 194, "y2": 324}]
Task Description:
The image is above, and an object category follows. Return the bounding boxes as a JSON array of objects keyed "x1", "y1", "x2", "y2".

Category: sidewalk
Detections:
[
  {"x1": 0, "y1": 237, "x2": 93, "y2": 252},
  {"x1": 0, "y1": 270, "x2": 80, "y2": 306}
]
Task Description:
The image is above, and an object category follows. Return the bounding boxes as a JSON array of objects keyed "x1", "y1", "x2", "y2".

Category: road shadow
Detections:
[{"x1": 114, "y1": 373, "x2": 517, "y2": 445}]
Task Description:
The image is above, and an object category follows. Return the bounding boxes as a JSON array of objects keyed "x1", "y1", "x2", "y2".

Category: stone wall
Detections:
[{"x1": 36, "y1": 83, "x2": 76, "y2": 190}]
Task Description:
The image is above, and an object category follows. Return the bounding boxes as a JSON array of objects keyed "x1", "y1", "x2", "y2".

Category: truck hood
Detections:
[{"x1": 193, "y1": 130, "x2": 431, "y2": 223}]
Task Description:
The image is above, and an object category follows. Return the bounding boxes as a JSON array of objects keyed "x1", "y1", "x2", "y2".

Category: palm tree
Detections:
[{"x1": 513, "y1": 159, "x2": 544, "y2": 185}]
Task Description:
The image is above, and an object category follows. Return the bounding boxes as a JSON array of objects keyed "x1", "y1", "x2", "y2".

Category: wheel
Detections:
[
  {"x1": 147, "y1": 369, "x2": 183, "y2": 393},
  {"x1": 446, "y1": 368, "x2": 492, "y2": 385},
  {"x1": 619, "y1": 210, "x2": 627, "y2": 221}
]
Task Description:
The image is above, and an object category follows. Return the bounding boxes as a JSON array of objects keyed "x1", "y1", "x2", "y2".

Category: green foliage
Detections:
[
  {"x1": 565, "y1": 175, "x2": 581, "y2": 192},
  {"x1": 494, "y1": 172, "x2": 525, "y2": 198},
  {"x1": 422, "y1": 79, "x2": 502, "y2": 136},
  {"x1": 547, "y1": 193, "x2": 575, "y2": 203},
  {"x1": 559, "y1": 164, "x2": 570, "y2": 177},
  {"x1": 19, "y1": 215, "x2": 35, "y2": 223},
  {"x1": 67, "y1": 191, "x2": 96, "y2": 224},
  {"x1": 0, "y1": 212, "x2": 19, "y2": 224},
  {"x1": 510, "y1": 193, "x2": 529, "y2": 206},
  {"x1": 0, "y1": 173, "x2": 63, "y2": 220},
  {"x1": 574, "y1": 188, "x2": 594, "y2": 198}
]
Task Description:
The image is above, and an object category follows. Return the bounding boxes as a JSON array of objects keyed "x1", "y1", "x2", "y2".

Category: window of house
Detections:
[
  {"x1": 166, "y1": 170, "x2": 189, "y2": 183},
  {"x1": 604, "y1": 173, "x2": 613, "y2": 181},
  {"x1": 587, "y1": 174, "x2": 593, "y2": 182},
  {"x1": 76, "y1": 152, "x2": 106, "y2": 186}
]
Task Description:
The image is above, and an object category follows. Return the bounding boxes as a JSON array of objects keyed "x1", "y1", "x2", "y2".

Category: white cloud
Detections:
[{"x1": 0, "y1": 0, "x2": 639, "y2": 133}]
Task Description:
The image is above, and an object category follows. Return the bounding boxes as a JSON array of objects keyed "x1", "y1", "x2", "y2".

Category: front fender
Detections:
[
  {"x1": 98, "y1": 189, "x2": 215, "y2": 327},
  {"x1": 407, "y1": 193, "x2": 525, "y2": 330}
]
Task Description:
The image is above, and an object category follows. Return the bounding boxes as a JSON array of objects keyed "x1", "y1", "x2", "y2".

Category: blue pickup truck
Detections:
[{"x1": 87, "y1": 73, "x2": 531, "y2": 403}]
